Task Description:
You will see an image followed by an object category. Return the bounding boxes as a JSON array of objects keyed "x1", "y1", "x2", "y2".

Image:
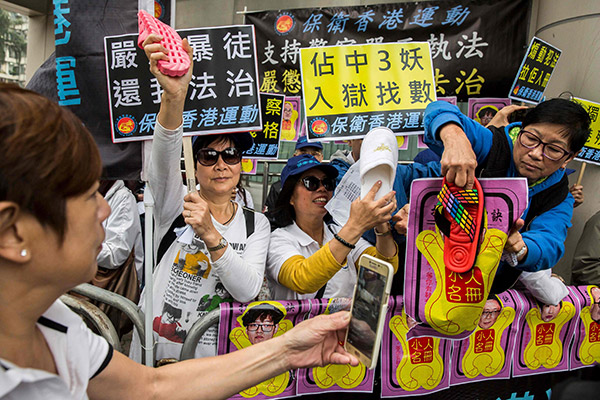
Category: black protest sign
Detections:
[
  {"x1": 509, "y1": 37, "x2": 561, "y2": 105},
  {"x1": 244, "y1": 93, "x2": 284, "y2": 159},
  {"x1": 32, "y1": 0, "x2": 143, "y2": 179},
  {"x1": 105, "y1": 25, "x2": 262, "y2": 143},
  {"x1": 245, "y1": 0, "x2": 528, "y2": 102}
]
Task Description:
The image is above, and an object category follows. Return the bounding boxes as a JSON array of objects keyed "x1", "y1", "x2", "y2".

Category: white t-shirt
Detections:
[
  {"x1": 266, "y1": 221, "x2": 371, "y2": 300},
  {"x1": 0, "y1": 300, "x2": 112, "y2": 400},
  {"x1": 130, "y1": 123, "x2": 270, "y2": 363}
]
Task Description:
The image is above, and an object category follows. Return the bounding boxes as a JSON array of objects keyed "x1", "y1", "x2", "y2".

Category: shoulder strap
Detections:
[
  {"x1": 156, "y1": 214, "x2": 186, "y2": 265},
  {"x1": 242, "y1": 206, "x2": 255, "y2": 238},
  {"x1": 157, "y1": 205, "x2": 256, "y2": 264}
]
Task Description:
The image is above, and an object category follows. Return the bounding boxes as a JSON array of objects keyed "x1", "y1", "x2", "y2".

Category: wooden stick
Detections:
[
  {"x1": 182, "y1": 136, "x2": 197, "y2": 193},
  {"x1": 576, "y1": 162, "x2": 586, "y2": 186}
]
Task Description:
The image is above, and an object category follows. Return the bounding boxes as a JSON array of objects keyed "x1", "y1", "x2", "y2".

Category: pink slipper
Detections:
[
  {"x1": 138, "y1": 10, "x2": 190, "y2": 77},
  {"x1": 434, "y1": 178, "x2": 484, "y2": 273}
]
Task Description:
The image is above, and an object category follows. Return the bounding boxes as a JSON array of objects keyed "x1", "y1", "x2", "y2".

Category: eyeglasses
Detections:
[
  {"x1": 300, "y1": 176, "x2": 335, "y2": 192},
  {"x1": 518, "y1": 130, "x2": 572, "y2": 161},
  {"x1": 481, "y1": 309, "x2": 501, "y2": 318},
  {"x1": 196, "y1": 147, "x2": 241, "y2": 166},
  {"x1": 300, "y1": 149, "x2": 323, "y2": 158},
  {"x1": 247, "y1": 323, "x2": 275, "y2": 332}
]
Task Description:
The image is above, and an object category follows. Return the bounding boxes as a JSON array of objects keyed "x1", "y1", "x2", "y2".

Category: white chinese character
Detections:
[
  {"x1": 190, "y1": 72, "x2": 217, "y2": 100},
  {"x1": 113, "y1": 79, "x2": 142, "y2": 107},
  {"x1": 226, "y1": 69, "x2": 255, "y2": 98},
  {"x1": 111, "y1": 40, "x2": 138, "y2": 69},
  {"x1": 187, "y1": 34, "x2": 213, "y2": 61},
  {"x1": 223, "y1": 31, "x2": 252, "y2": 59}
]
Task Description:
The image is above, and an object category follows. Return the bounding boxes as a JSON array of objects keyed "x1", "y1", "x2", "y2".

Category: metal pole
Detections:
[
  {"x1": 261, "y1": 161, "x2": 270, "y2": 211},
  {"x1": 143, "y1": 183, "x2": 154, "y2": 366}
]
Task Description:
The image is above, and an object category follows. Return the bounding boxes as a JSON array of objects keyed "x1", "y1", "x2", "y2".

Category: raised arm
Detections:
[
  {"x1": 423, "y1": 101, "x2": 495, "y2": 189},
  {"x1": 144, "y1": 34, "x2": 193, "y2": 239}
]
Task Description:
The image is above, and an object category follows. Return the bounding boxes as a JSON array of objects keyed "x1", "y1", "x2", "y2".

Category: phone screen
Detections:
[{"x1": 347, "y1": 266, "x2": 388, "y2": 359}]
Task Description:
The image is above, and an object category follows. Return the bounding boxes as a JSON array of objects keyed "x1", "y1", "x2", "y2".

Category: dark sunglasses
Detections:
[
  {"x1": 196, "y1": 147, "x2": 241, "y2": 166},
  {"x1": 300, "y1": 175, "x2": 335, "y2": 192}
]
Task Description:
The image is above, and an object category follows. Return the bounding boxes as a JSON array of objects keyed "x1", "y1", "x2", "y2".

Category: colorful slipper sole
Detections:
[
  {"x1": 434, "y1": 178, "x2": 484, "y2": 273},
  {"x1": 138, "y1": 10, "x2": 190, "y2": 77}
]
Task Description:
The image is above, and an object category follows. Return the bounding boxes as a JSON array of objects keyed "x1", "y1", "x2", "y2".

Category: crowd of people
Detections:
[{"x1": 0, "y1": 28, "x2": 599, "y2": 399}]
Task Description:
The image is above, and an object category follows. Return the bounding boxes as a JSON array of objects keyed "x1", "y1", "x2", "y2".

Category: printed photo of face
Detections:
[
  {"x1": 540, "y1": 303, "x2": 561, "y2": 322},
  {"x1": 246, "y1": 314, "x2": 278, "y2": 345},
  {"x1": 283, "y1": 102, "x2": 293, "y2": 122},
  {"x1": 479, "y1": 299, "x2": 502, "y2": 329}
]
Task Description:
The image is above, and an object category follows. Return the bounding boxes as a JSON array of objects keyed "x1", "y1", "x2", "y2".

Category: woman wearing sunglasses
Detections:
[
  {"x1": 266, "y1": 154, "x2": 399, "y2": 300},
  {"x1": 129, "y1": 34, "x2": 271, "y2": 364}
]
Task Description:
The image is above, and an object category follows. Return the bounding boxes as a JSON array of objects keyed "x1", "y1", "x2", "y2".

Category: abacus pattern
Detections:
[
  {"x1": 437, "y1": 184, "x2": 479, "y2": 241},
  {"x1": 138, "y1": 10, "x2": 190, "y2": 77}
]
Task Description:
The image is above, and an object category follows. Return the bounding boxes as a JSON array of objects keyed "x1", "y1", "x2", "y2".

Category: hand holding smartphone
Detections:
[{"x1": 344, "y1": 254, "x2": 394, "y2": 369}]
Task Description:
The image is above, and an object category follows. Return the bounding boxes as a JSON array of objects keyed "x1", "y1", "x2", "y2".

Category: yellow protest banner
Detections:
[
  {"x1": 300, "y1": 42, "x2": 435, "y2": 140},
  {"x1": 573, "y1": 97, "x2": 600, "y2": 165}
]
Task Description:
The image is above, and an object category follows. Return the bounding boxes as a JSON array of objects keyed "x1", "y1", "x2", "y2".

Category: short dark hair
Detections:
[
  {"x1": 0, "y1": 84, "x2": 102, "y2": 242},
  {"x1": 477, "y1": 106, "x2": 497, "y2": 118},
  {"x1": 271, "y1": 176, "x2": 300, "y2": 228},
  {"x1": 241, "y1": 304, "x2": 284, "y2": 327},
  {"x1": 522, "y1": 98, "x2": 591, "y2": 153}
]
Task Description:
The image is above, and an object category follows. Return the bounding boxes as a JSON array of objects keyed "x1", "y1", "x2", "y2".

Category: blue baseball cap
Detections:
[
  {"x1": 295, "y1": 135, "x2": 323, "y2": 150},
  {"x1": 281, "y1": 154, "x2": 338, "y2": 186}
]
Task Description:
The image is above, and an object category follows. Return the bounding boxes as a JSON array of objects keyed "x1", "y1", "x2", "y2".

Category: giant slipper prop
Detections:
[{"x1": 434, "y1": 177, "x2": 484, "y2": 273}]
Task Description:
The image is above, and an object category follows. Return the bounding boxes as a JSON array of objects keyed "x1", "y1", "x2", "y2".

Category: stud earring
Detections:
[{"x1": 20, "y1": 249, "x2": 28, "y2": 257}]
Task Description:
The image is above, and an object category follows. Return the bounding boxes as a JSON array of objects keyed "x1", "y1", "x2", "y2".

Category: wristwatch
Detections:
[
  {"x1": 515, "y1": 243, "x2": 527, "y2": 259},
  {"x1": 207, "y1": 237, "x2": 228, "y2": 252}
]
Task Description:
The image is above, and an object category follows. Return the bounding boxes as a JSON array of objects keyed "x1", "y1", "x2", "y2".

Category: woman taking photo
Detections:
[
  {"x1": 266, "y1": 154, "x2": 399, "y2": 300},
  {"x1": 129, "y1": 35, "x2": 270, "y2": 364}
]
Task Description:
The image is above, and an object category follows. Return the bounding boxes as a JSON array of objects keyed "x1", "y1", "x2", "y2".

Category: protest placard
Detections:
[
  {"x1": 300, "y1": 42, "x2": 435, "y2": 140},
  {"x1": 105, "y1": 25, "x2": 262, "y2": 142},
  {"x1": 509, "y1": 37, "x2": 561, "y2": 105}
]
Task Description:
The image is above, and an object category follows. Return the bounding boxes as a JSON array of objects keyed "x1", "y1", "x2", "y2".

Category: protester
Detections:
[
  {"x1": 424, "y1": 98, "x2": 591, "y2": 294},
  {"x1": 487, "y1": 104, "x2": 585, "y2": 207},
  {"x1": 329, "y1": 139, "x2": 363, "y2": 185},
  {"x1": 328, "y1": 133, "x2": 441, "y2": 293},
  {"x1": 266, "y1": 154, "x2": 399, "y2": 300},
  {"x1": 263, "y1": 134, "x2": 323, "y2": 230},
  {"x1": 97, "y1": 180, "x2": 144, "y2": 283},
  {"x1": 572, "y1": 211, "x2": 600, "y2": 285},
  {"x1": 129, "y1": 35, "x2": 271, "y2": 364},
  {"x1": 0, "y1": 82, "x2": 358, "y2": 400}
]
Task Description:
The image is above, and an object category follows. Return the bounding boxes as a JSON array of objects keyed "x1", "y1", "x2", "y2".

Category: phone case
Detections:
[{"x1": 345, "y1": 254, "x2": 394, "y2": 369}]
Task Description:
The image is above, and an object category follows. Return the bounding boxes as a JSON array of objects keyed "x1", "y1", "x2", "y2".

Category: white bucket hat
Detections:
[{"x1": 359, "y1": 127, "x2": 398, "y2": 201}]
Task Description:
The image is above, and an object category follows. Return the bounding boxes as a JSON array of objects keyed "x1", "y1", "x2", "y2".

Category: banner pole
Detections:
[
  {"x1": 183, "y1": 136, "x2": 197, "y2": 192},
  {"x1": 576, "y1": 162, "x2": 586, "y2": 186}
]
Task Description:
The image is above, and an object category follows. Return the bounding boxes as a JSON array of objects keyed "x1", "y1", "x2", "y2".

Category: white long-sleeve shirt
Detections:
[{"x1": 130, "y1": 123, "x2": 270, "y2": 362}]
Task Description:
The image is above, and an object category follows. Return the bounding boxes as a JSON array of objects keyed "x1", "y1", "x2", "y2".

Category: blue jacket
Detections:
[{"x1": 423, "y1": 100, "x2": 573, "y2": 273}]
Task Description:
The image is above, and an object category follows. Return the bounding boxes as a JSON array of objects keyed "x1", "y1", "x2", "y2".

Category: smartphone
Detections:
[{"x1": 344, "y1": 254, "x2": 394, "y2": 369}]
